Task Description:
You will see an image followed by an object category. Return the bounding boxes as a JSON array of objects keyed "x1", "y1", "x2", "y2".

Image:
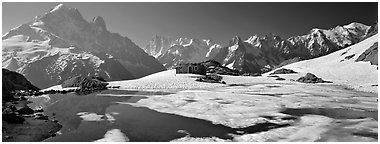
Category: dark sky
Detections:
[{"x1": 2, "y1": 2, "x2": 378, "y2": 47}]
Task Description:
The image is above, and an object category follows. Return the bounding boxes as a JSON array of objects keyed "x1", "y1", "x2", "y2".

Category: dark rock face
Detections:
[
  {"x1": 61, "y1": 75, "x2": 109, "y2": 89},
  {"x1": 275, "y1": 77, "x2": 286, "y2": 81},
  {"x1": 2, "y1": 114, "x2": 25, "y2": 124},
  {"x1": 2, "y1": 68, "x2": 40, "y2": 102},
  {"x1": 270, "y1": 68, "x2": 298, "y2": 75},
  {"x1": 200, "y1": 60, "x2": 239, "y2": 76},
  {"x1": 2, "y1": 69, "x2": 40, "y2": 91},
  {"x1": 17, "y1": 107, "x2": 35, "y2": 115},
  {"x1": 362, "y1": 21, "x2": 378, "y2": 40},
  {"x1": 356, "y1": 42, "x2": 378, "y2": 65},
  {"x1": 296, "y1": 73, "x2": 332, "y2": 83}
]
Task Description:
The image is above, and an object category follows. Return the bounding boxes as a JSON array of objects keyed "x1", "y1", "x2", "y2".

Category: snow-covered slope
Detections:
[
  {"x1": 212, "y1": 22, "x2": 372, "y2": 74},
  {"x1": 271, "y1": 34, "x2": 378, "y2": 92},
  {"x1": 143, "y1": 35, "x2": 222, "y2": 68},
  {"x1": 2, "y1": 4, "x2": 165, "y2": 88},
  {"x1": 109, "y1": 69, "x2": 226, "y2": 90}
]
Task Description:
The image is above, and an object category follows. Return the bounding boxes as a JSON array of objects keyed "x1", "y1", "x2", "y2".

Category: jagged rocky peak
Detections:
[
  {"x1": 229, "y1": 35, "x2": 242, "y2": 46},
  {"x1": 45, "y1": 3, "x2": 83, "y2": 19},
  {"x1": 343, "y1": 22, "x2": 369, "y2": 30},
  {"x1": 92, "y1": 16, "x2": 106, "y2": 29},
  {"x1": 50, "y1": 3, "x2": 69, "y2": 12},
  {"x1": 263, "y1": 33, "x2": 283, "y2": 41}
]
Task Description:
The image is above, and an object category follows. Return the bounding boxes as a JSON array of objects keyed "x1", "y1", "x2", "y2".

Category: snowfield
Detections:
[
  {"x1": 109, "y1": 69, "x2": 224, "y2": 90},
  {"x1": 273, "y1": 34, "x2": 378, "y2": 93}
]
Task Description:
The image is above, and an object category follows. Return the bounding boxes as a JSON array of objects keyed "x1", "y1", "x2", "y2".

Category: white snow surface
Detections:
[
  {"x1": 94, "y1": 129, "x2": 129, "y2": 142},
  {"x1": 270, "y1": 34, "x2": 378, "y2": 93},
  {"x1": 109, "y1": 69, "x2": 225, "y2": 90}
]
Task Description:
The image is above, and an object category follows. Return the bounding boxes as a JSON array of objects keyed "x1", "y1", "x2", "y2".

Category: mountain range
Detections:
[
  {"x1": 2, "y1": 4, "x2": 377, "y2": 89},
  {"x1": 144, "y1": 22, "x2": 377, "y2": 74},
  {"x1": 143, "y1": 35, "x2": 222, "y2": 68},
  {"x1": 2, "y1": 4, "x2": 166, "y2": 89}
]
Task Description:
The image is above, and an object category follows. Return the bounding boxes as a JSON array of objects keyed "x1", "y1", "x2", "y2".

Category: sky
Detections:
[{"x1": 2, "y1": 2, "x2": 378, "y2": 47}]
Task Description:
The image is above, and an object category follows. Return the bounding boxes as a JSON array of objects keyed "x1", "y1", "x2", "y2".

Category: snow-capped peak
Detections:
[
  {"x1": 50, "y1": 4, "x2": 66, "y2": 12},
  {"x1": 49, "y1": 3, "x2": 75, "y2": 13},
  {"x1": 92, "y1": 16, "x2": 106, "y2": 29},
  {"x1": 245, "y1": 35, "x2": 259, "y2": 44},
  {"x1": 183, "y1": 39, "x2": 193, "y2": 47},
  {"x1": 343, "y1": 22, "x2": 369, "y2": 30},
  {"x1": 230, "y1": 35, "x2": 242, "y2": 46},
  {"x1": 2, "y1": 3, "x2": 166, "y2": 88}
]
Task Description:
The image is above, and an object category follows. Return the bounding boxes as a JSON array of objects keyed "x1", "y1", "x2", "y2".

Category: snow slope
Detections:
[
  {"x1": 270, "y1": 34, "x2": 378, "y2": 93},
  {"x1": 109, "y1": 69, "x2": 225, "y2": 90}
]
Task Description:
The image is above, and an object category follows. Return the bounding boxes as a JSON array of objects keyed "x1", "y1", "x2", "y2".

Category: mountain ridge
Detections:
[
  {"x1": 144, "y1": 22, "x2": 373, "y2": 73},
  {"x1": 2, "y1": 4, "x2": 166, "y2": 88}
]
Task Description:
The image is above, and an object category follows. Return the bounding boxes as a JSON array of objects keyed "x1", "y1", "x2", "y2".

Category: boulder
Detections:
[
  {"x1": 17, "y1": 107, "x2": 35, "y2": 115},
  {"x1": 195, "y1": 74, "x2": 224, "y2": 84},
  {"x1": 270, "y1": 68, "x2": 297, "y2": 75},
  {"x1": 297, "y1": 73, "x2": 332, "y2": 83},
  {"x1": 275, "y1": 77, "x2": 286, "y2": 81}
]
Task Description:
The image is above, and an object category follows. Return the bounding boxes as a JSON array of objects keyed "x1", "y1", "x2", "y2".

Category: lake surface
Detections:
[{"x1": 27, "y1": 90, "x2": 286, "y2": 142}]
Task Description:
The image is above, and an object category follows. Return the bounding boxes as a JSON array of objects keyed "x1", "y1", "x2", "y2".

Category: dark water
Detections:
[{"x1": 28, "y1": 90, "x2": 289, "y2": 142}]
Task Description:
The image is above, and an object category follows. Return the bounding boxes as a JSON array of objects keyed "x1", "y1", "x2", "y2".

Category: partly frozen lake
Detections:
[
  {"x1": 27, "y1": 90, "x2": 287, "y2": 141},
  {"x1": 28, "y1": 83, "x2": 378, "y2": 142}
]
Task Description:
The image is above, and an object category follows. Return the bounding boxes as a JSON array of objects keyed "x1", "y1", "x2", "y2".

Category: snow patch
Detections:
[
  {"x1": 183, "y1": 39, "x2": 193, "y2": 47},
  {"x1": 226, "y1": 61, "x2": 235, "y2": 69},
  {"x1": 77, "y1": 112, "x2": 104, "y2": 122},
  {"x1": 228, "y1": 44, "x2": 239, "y2": 52},
  {"x1": 50, "y1": 4, "x2": 65, "y2": 13},
  {"x1": 94, "y1": 129, "x2": 129, "y2": 142},
  {"x1": 206, "y1": 44, "x2": 217, "y2": 57}
]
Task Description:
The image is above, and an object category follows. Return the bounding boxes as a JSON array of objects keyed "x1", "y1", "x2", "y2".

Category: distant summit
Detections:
[{"x1": 143, "y1": 35, "x2": 222, "y2": 68}]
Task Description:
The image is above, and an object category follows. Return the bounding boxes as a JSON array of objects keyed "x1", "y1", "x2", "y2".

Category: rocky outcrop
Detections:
[
  {"x1": 362, "y1": 21, "x2": 378, "y2": 40},
  {"x1": 2, "y1": 69, "x2": 40, "y2": 102},
  {"x1": 200, "y1": 60, "x2": 239, "y2": 76},
  {"x1": 275, "y1": 77, "x2": 286, "y2": 81},
  {"x1": 270, "y1": 68, "x2": 298, "y2": 75},
  {"x1": 195, "y1": 74, "x2": 225, "y2": 84},
  {"x1": 61, "y1": 75, "x2": 109, "y2": 89},
  {"x1": 296, "y1": 73, "x2": 332, "y2": 83},
  {"x1": 2, "y1": 69, "x2": 40, "y2": 91},
  {"x1": 356, "y1": 42, "x2": 378, "y2": 65},
  {"x1": 2, "y1": 69, "x2": 62, "y2": 142}
]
